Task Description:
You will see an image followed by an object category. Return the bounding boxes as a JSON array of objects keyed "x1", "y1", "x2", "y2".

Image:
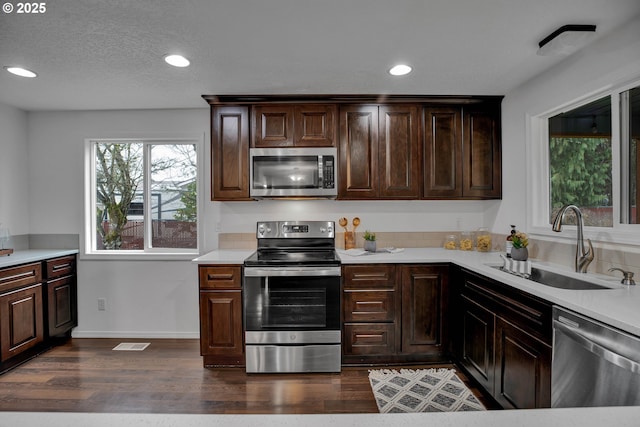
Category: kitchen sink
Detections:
[{"x1": 491, "y1": 265, "x2": 616, "y2": 290}]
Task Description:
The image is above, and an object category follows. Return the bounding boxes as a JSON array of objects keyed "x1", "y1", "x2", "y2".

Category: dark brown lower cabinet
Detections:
[
  {"x1": 495, "y1": 317, "x2": 551, "y2": 409},
  {"x1": 45, "y1": 256, "x2": 78, "y2": 338},
  {"x1": 460, "y1": 295, "x2": 495, "y2": 393},
  {"x1": 0, "y1": 284, "x2": 44, "y2": 362},
  {"x1": 400, "y1": 265, "x2": 448, "y2": 356},
  {"x1": 198, "y1": 265, "x2": 244, "y2": 367},
  {"x1": 0, "y1": 254, "x2": 78, "y2": 375},
  {"x1": 342, "y1": 263, "x2": 449, "y2": 364},
  {"x1": 455, "y1": 268, "x2": 552, "y2": 409}
]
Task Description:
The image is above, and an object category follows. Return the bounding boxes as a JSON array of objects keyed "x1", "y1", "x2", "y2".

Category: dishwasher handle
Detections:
[{"x1": 554, "y1": 318, "x2": 640, "y2": 375}]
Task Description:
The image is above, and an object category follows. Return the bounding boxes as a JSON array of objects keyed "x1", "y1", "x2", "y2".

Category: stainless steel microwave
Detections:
[{"x1": 249, "y1": 147, "x2": 337, "y2": 198}]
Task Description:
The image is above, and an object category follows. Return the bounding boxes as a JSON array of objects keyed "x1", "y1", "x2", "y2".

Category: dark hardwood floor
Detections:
[{"x1": 0, "y1": 339, "x2": 495, "y2": 414}]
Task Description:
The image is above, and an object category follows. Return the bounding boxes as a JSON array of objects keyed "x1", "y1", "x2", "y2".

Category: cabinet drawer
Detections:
[
  {"x1": 343, "y1": 290, "x2": 395, "y2": 322},
  {"x1": 46, "y1": 255, "x2": 76, "y2": 280},
  {"x1": 343, "y1": 264, "x2": 396, "y2": 289},
  {"x1": 0, "y1": 263, "x2": 42, "y2": 294},
  {"x1": 343, "y1": 323, "x2": 396, "y2": 355},
  {"x1": 199, "y1": 266, "x2": 242, "y2": 289}
]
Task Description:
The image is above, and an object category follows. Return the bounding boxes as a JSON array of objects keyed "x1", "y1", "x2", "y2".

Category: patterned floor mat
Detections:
[{"x1": 368, "y1": 368, "x2": 486, "y2": 413}]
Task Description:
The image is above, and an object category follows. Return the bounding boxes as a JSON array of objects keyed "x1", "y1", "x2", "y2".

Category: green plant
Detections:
[
  {"x1": 512, "y1": 231, "x2": 529, "y2": 249},
  {"x1": 363, "y1": 230, "x2": 376, "y2": 241}
]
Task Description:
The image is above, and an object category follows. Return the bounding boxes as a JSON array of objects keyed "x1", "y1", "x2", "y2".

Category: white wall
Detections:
[
  {"x1": 27, "y1": 109, "x2": 209, "y2": 338},
  {"x1": 0, "y1": 102, "x2": 29, "y2": 236},
  {"x1": 26, "y1": 108, "x2": 499, "y2": 337},
  {"x1": 495, "y1": 15, "x2": 640, "y2": 236}
]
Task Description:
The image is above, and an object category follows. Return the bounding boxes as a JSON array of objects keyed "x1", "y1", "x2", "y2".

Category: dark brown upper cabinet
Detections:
[
  {"x1": 252, "y1": 104, "x2": 337, "y2": 147},
  {"x1": 210, "y1": 106, "x2": 251, "y2": 201},
  {"x1": 423, "y1": 107, "x2": 463, "y2": 198},
  {"x1": 423, "y1": 103, "x2": 501, "y2": 199},
  {"x1": 339, "y1": 104, "x2": 420, "y2": 199},
  {"x1": 202, "y1": 95, "x2": 502, "y2": 201},
  {"x1": 462, "y1": 105, "x2": 502, "y2": 199}
]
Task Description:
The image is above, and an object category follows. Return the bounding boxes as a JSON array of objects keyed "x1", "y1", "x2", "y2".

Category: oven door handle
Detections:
[{"x1": 244, "y1": 266, "x2": 341, "y2": 277}]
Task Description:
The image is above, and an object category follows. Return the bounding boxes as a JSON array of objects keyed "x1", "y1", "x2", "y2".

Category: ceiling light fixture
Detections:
[
  {"x1": 389, "y1": 64, "x2": 412, "y2": 76},
  {"x1": 537, "y1": 24, "x2": 596, "y2": 56},
  {"x1": 164, "y1": 54, "x2": 190, "y2": 67},
  {"x1": 4, "y1": 66, "x2": 37, "y2": 78}
]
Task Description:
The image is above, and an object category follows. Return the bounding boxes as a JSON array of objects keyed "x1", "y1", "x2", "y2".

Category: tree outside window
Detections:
[
  {"x1": 92, "y1": 140, "x2": 198, "y2": 252},
  {"x1": 548, "y1": 96, "x2": 612, "y2": 227}
]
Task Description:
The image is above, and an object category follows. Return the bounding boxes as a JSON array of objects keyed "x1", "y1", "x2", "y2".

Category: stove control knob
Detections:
[
  {"x1": 258, "y1": 226, "x2": 265, "y2": 235},
  {"x1": 320, "y1": 226, "x2": 326, "y2": 233}
]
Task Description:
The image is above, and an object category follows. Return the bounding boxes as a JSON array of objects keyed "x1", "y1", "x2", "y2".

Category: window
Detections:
[
  {"x1": 85, "y1": 138, "x2": 200, "y2": 256},
  {"x1": 548, "y1": 96, "x2": 612, "y2": 227},
  {"x1": 530, "y1": 79, "x2": 640, "y2": 245}
]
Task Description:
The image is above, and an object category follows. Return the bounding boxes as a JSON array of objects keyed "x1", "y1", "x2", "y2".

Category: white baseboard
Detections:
[{"x1": 71, "y1": 330, "x2": 200, "y2": 339}]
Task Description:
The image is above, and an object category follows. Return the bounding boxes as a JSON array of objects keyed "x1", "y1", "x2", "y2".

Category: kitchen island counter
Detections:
[{"x1": 3, "y1": 406, "x2": 640, "y2": 427}]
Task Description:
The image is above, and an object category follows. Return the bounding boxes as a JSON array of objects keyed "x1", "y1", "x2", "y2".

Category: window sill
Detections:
[{"x1": 81, "y1": 252, "x2": 200, "y2": 261}]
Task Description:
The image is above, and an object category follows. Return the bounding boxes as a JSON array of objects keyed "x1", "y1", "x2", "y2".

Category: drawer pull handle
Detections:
[
  {"x1": 52, "y1": 263, "x2": 72, "y2": 271},
  {"x1": 1, "y1": 270, "x2": 36, "y2": 283},
  {"x1": 208, "y1": 274, "x2": 234, "y2": 281}
]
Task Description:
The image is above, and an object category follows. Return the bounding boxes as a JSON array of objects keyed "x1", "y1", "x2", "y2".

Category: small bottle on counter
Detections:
[{"x1": 506, "y1": 225, "x2": 516, "y2": 258}]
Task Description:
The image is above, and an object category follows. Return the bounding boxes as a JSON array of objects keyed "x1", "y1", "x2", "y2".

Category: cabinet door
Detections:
[
  {"x1": 462, "y1": 105, "x2": 501, "y2": 198},
  {"x1": 47, "y1": 276, "x2": 77, "y2": 337},
  {"x1": 294, "y1": 104, "x2": 337, "y2": 147},
  {"x1": 423, "y1": 107, "x2": 462, "y2": 198},
  {"x1": 252, "y1": 105, "x2": 295, "y2": 147},
  {"x1": 211, "y1": 106, "x2": 250, "y2": 200},
  {"x1": 400, "y1": 265, "x2": 448, "y2": 354},
  {"x1": 338, "y1": 105, "x2": 379, "y2": 199},
  {"x1": 379, "y1": 105, "x2": 420, "y2": 198},
  {"x1": 199, "y1": 290, "x2": 244, "y2": 365},
  {"x1": 495, "y1": 317, "x2": 551, "y2": 409},
  {"x1": 0, "y1": 284, "x2": 44, "y2": 362},
  {"x1": 459, "y1": 295, "x2": 495, "y2": 394}
]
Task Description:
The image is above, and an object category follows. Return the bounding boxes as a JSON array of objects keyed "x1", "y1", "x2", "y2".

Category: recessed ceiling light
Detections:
[
  {"x1": 389, "y1": 64, "x2": 412, "y2": 76},
  {"x1": 4, "y1": 66, "x2": 37, "y2": 78},
  {"x1": 164, "y1": 54, "x2": 190, "y2": 67}
]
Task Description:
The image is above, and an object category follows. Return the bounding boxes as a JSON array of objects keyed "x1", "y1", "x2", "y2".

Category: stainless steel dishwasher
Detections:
[{"x1": 552, "y1": 306, "x2": 640, "y2": 407}]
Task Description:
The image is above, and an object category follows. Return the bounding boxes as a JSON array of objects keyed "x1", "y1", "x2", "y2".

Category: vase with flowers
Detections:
[{"x1": 511, "y1": 231, "x2": 529, "y2": 261}]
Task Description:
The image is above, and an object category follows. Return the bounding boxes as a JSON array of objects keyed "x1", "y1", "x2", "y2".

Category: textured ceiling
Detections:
[{"x1": 1, "y1": 0, "x2": 639, "y2": 111}]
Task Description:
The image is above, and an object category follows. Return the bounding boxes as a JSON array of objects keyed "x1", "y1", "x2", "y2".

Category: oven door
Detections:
[{"x1": 244, "y1": 266, "x2": 341, "y2": 336}]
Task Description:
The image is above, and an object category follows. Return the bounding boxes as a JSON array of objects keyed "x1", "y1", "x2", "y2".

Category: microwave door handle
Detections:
[{"x1": 318, "y1": 155, "x2": 323, "y2": 187}]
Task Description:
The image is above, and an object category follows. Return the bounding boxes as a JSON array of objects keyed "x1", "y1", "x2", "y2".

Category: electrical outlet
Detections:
[{"x1": 98, "y1": 298, "x2": 106, "y2": 311}]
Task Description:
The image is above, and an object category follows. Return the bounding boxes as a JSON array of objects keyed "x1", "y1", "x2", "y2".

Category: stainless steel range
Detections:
[{"x1": 243, "y1": 221, "x2": 341, "y2": 373}]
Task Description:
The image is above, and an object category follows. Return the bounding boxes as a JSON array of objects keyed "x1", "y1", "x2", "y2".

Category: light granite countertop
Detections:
[
  {"x1": 193, "y1": 247, "x2": 640, "y2": 337},
  {"x1": 3, "y1": 407, "x2": 640, "y2": 427},
  {"x1": 0, "y1": 249, "x2": 79, "y2": 269}
]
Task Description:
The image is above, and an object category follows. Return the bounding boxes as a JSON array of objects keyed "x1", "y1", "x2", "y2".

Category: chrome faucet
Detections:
[{"x1": 552, "y1": 204, "x2": 594, "y2": 273}]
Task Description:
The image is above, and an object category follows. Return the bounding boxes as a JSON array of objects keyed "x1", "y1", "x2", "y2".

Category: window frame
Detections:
[
  {"x1": 527, "y1": 77, "x2": 640, "y2": 247},
  {"x1": 83, "y1": 136, "x2": 203, "y2": 260}
]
